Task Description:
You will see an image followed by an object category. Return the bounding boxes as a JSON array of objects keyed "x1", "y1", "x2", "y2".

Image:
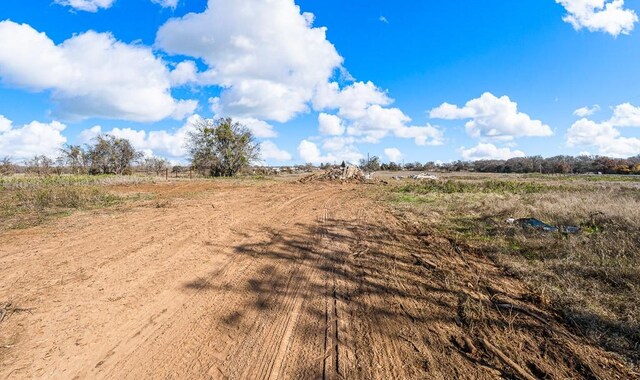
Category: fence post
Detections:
[
  {"x1": 189, "y1": 168, "x2": 192, "y2": 180},
  {"x1": 165, "y1": 168, "x2": 168, "y2": 181}
]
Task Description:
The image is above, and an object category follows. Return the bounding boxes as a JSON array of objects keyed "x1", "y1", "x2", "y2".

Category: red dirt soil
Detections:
[{"x1": 0, "y1": 181, "x2": 636, "y2": 379}]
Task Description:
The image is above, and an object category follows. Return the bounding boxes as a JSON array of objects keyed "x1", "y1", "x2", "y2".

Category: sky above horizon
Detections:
[{"x1": 1, "y1": 0, "x2": 640, "y2": 165}]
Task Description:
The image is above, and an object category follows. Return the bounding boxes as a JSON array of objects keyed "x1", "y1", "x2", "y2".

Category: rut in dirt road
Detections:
[{"x1": 0, "y1": 181, "x2": 636, "y2": 379}]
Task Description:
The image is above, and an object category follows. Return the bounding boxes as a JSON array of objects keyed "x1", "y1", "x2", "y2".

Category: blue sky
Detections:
[{"x1": 1, "y1": 0, "x2": 640, "y2": 164}]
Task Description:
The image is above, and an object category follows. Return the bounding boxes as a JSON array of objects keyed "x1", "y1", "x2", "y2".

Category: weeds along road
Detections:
[{"x1": 0, "y1": 180, "x2": 636, "y2": 379}]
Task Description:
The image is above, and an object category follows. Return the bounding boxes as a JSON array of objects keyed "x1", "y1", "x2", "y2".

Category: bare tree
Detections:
[
  {"x1": 26, "y1": 155, "x2": 54, "y2": 176},
  {"x1": 59, "y1": 145, "x2": 88, "y2": 175},
  {"x1": 143, "y1": 157, "x2": 169, "y2": 176},
  {"x1": 0, "y1": 156, "x2": 14, "y2": 176}
]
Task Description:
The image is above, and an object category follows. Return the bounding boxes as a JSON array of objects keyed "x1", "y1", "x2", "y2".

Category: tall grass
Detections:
[
  {"x1": 388, "y1": 176, "x2": 640, "y2": 368},
  {"x1": 0, "y1": 175, "x2": 149, "y2": 230},
  {"x1": 0, "y1": 174, "x2": 153, "y2": 190}
]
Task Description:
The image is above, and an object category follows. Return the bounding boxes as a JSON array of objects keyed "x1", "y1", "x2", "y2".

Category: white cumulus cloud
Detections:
[
  {"x1": 0, "y1": 116, "x2": 67, "y2": 160},
  {"x1": 556, "y1": 0, "x2": 638, "y2": 36},
  {"x1": 0, "y1": 21, "x2": 196, "y2": 122},
  {"x1": 459, "y1": 143, "x2": 525, "y2": 161},
  {"x1": 394, "y1": 125, "x2": 445, "y2": 146},
  {"x1": 430, "y1": 92, "x2": 552, "y2": 140},
  {"x1": 56, "y1": 0, "x2": 178, "y2": 12},
  {"x1": 313, "y1": 81, "x2": 392, "y2": 120},
  {"x1": 574, "y1": 104, "x2": 600, "y2": 117},
  {"x1": 567, "y1": 103, "x2": 640, "y2": 157},
  {"x1": 55, "y1": 0, "x2": 115, "y2": 12},
  {"x1": 384, "y1": 148, "x2": 403, "y2": 163},
  {"x1": 298, "y1": 140, "x2": 335, "y2": 164},
  {"x1": 156, "y1": 0, "x2": 342, "y2": 123},
  {"x1": 609, "y1": 102, "x2": 640, "y2": 127},
  {"x1": 260, "y1": 141, "x2": 292, "y2": 162},
  {"x1": 0, "y1": 115, "x2": 11, "y2": 133},
  {"x1": 318, "y1": 113, "x2": 345, "y2": 136},
  {"x1": 314, "y1": 81, "x2": 445, "y2": 145},
  {"x1": 320, "y1": 136, "x2": 363, "y2": 163},
  {"x1": 170, "y1": 61, "x2": 199, "y2": 87},
  {"x1": 234, "y1": 117, "x2": 277, "y2": 138},
  {"x1": 567, "y1": 118, "x2": 621, "y2": 146},
  {"x1": 151, "y1": 0, "x2": 178, "y2": 8}
]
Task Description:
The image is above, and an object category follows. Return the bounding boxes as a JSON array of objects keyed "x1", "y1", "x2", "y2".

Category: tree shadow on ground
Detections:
[{"x1": 180, "y1": 212, "x2": 636, "y2": 379}]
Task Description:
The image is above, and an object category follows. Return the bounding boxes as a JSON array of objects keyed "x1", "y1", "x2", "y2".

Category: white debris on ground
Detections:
[
  {"x1": 411, "y1": 173, "x2": 439, "y2": 180},
  {"x1": 299, "y1": 164, "x2": 366, "y2": 183}
]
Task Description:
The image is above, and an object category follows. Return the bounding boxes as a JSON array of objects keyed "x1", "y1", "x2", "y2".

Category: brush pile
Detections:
[{"x1": 299, "y1": 165, "x2": 366, "y2": 183}]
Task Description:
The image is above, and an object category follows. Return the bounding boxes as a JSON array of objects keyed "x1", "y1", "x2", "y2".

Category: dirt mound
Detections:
[{"x1": 298, "y1": 165, "x2": 366, "y2": 183}]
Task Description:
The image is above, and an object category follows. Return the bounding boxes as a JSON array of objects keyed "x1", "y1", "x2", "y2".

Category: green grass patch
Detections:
[
  {"x1": 396, "y1": 179, "x2": 562, "y2": 195},
  {"x1": 391, "y1": 193, "x2": 435, "y2": 204},
  {"x1": 523, "y1": 173, "x2": 640, "y2": 183}
]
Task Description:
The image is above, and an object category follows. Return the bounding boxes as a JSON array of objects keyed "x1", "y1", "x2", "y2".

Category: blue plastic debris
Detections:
[{"x1": 507, "y1": 218, "x2": 580, "y2": 234}]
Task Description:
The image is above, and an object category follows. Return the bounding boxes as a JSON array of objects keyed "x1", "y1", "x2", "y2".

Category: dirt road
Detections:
[{"x1": 0, "y1": 181, "x2": 635, "y2": 379}]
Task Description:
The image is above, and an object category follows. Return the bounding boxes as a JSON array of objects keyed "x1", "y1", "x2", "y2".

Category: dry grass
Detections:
[
  {"x1": 386, "y1": 174, "x2": 640, "y2": 368},
  {"x1": 0, "y1": 175, "x2": 154, "y2": 230}
]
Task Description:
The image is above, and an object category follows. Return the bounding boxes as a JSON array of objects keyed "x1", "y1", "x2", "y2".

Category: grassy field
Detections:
[
  {"x1": 386, "y1": 173, "x2": 640, "y2": 368},
  {"x1": 0, "y1": 175, "x2": 156, "y2": 230}
]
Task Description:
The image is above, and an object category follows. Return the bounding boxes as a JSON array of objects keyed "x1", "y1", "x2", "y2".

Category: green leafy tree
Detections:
[
  {"x1": 187, "y1": 117, "x2": 260, "y2": 177},
  {"x1": 171, "y1": 165, "x2": 183, "y2": 177},
  {"x1": 359, "y1": 156, "x2": 381, "y2": 172},
  {"x1": 59, "y1": 144, "x2": 88, "y2": 175},
  {"x1": 87, "y1": 135, "x2": 142, "y2": 175}
]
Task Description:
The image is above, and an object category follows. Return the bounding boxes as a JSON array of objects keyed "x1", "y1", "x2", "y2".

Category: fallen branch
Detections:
[
  {"x1": 481, "y1": 338, "x2": 537, "y2": 380},
  {"x1": 352, "y1": 248, "x2": 369, "y2": 257},
  {"x1": 410, "y1": 253, "x2": 438, "y2": 270},
  {"x1": 495, "y1": 303, "x2": 549, "y2": 325},
  {"x1": 0, "y1": 303, "x2": 34, "y2": 326},
  {"x1": 399, "y1": 335, "x2": 422, "y2": 354}
]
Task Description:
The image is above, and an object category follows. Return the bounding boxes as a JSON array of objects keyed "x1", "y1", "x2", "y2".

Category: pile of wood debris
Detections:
[{"x1": 299, "y1": 165, "x2": 367, "y2": 183}]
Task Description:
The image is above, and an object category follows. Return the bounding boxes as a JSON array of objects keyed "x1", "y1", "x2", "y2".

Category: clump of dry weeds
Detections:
[{"x1": 388, "y1": 176, "x2": 640, "y2": 368}]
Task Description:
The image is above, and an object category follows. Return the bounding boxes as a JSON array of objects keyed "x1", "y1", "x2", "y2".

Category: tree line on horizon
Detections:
[{"x1": 332, "y1": 154, "x2": 640, "y2": 175}]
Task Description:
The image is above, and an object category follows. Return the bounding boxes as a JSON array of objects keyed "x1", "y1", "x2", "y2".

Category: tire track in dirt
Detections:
[
  {"x1": 97, "y1": 185, "x2": 344, "y2": 379},
  {"x1": 0, "y1": 182, "x2": 333, "y2": 378}
]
